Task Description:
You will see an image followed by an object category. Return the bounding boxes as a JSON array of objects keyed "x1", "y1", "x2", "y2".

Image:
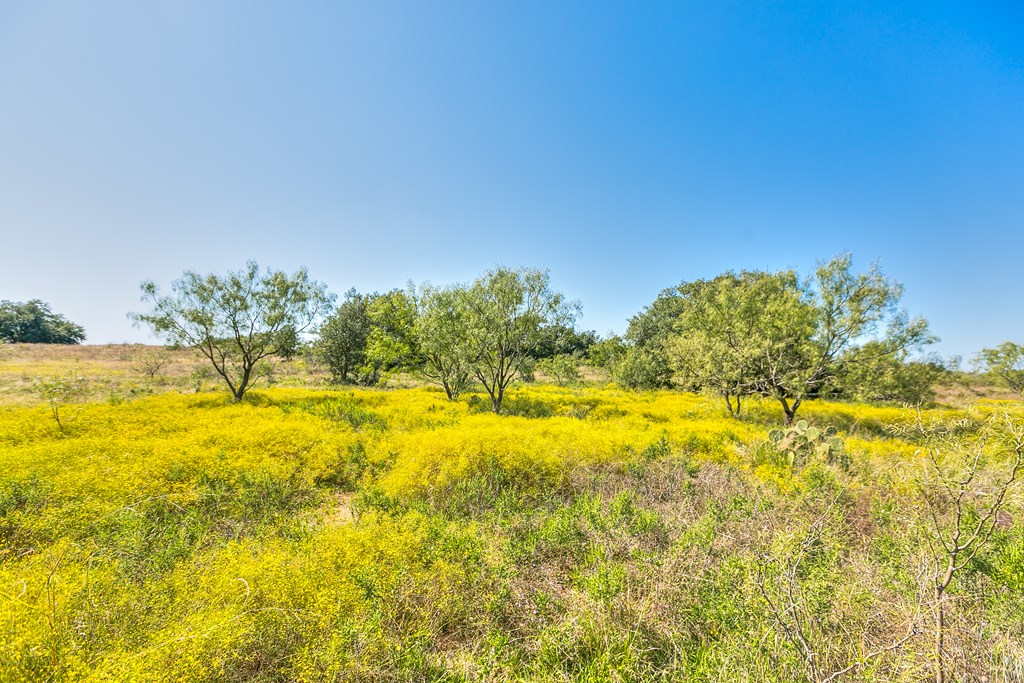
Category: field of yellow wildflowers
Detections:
[{"x1": 1, "y1": 346, "x2": 1022, "y2": 682}]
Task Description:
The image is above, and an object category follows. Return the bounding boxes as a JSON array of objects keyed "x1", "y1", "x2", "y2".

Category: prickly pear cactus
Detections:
[{"x1": 769, "y1": 420, "x2": 847, "y2": 469}]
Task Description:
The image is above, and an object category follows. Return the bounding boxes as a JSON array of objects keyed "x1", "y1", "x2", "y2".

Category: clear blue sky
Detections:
[{"x1": 2, "y1": 1, "x2": 1022, "y2": 359}]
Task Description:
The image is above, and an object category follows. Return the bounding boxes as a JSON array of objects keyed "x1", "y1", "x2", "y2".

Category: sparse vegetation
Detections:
[
  {"x1": 30, "y1": 373, "x2": 87, "y2": 433},
  {"x1": 131, "y1": 348, "x2": 171, "y2": 383}
]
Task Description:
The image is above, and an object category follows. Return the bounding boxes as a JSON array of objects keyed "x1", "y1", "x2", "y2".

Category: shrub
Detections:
[{"x1": 768, "y1": 419, "x2": 847, "y2": 469}]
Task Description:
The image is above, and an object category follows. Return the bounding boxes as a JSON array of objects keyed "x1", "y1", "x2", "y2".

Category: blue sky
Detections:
[{"x1": 1, "y1": 1, "x2": 1022, "y2": 359}]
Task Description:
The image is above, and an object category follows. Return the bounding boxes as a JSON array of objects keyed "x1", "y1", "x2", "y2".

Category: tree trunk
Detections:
[
  {"x1": 934, "y1": 586, "x2": 945, "y2": 683},
  {"x1": 779, "y1": 397, "x2": 794, "y2": 425},
  {"x1": 778, "y1": 397, "x2": 801, "y2": 425},
  {"x1": 234, "y1": 363, "x2": 253, "y2": 401},
  {"x1": 492, "y1": 383, "x2": 504, "y2": 414},
  {"x1": 933, "y1": 557, "x2": 955, "y2": 683}
]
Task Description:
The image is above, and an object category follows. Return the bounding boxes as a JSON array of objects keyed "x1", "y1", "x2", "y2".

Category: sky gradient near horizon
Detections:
[{"x1": 2, "y1": 1, "x2": 1022, "y2": 359}]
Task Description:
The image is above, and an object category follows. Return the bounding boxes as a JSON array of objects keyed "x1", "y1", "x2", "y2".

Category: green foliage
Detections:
[
  {"x1": 187, "y1": 365, "x2": 215, "y2": 392},
  {"x1": 375, "y1": 269, "x2": 584, "y2": 406},
  {"x1": 529, "y1": 325, "x2": 598, "y2": 360},
  {"x1": 791, "y1": 254, "x2": 933, "y2": 411},
  {"x1": 462, "y1": 267, "x2": 580, "y2": 413},
  {"x1": 0, "y1": 299, "x2": 85, "y2": 344},
  {"x1": 586, "y1": 334, "x2": 626, "y2": 369},
  {"x1": 415, "y1": 283, "x2": 475, "y2": 399},
  {"x1": 324, "y1": 397, "x2": 389, "y2": 431},
  {"x1": 768, "y1": 419, "x2": 847, "y2": 469},
  {"x1": 536, "y1": 353, "x2": 581, "y2": 386},
  {"x1": 468, "y1": 393, "x2": 557, "y2": 418},
  {"x1": 612, "y1": 345, "x2": 671, "y2": 390},
  {"x1": 132, "y1": 261, "x2": 334, "y2": 400},
  {"x1": 315, "y1": 288, "x2": 372, "y2": 384},
  {"x1": 667, "y1": 269, "x2": 809, "y2": 413},
  {"x1": 975, "y1": 341, "x2": 1024, "y2": 395},
  {"x1": 625, "y1": 285, "x2": 688, "y2": 349},
  {"x1": 834, "y1": 343, "x2": 947, "y2": 404},
  {"x1": 663, "y1": 254, "x2": 934, "y2": 423},
  {"x1": 364, "y1": 288, "x2": 419, "y2": 377},
  {"x1": 316, "y1": 288, "x2": 420, "y2": 386},
  {"x1": 614, "y1": 292, "x2": 679, "y2": 389}
]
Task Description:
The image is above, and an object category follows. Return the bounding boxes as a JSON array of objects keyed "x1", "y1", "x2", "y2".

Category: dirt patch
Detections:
[{"x1": 316, "y1": 492, "x2": 356, "y2": 526}]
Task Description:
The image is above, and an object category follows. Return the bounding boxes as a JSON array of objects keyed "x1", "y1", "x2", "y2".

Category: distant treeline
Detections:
[{"x1": 8, "y1": 255, "x2": 1024, "y2": 421}]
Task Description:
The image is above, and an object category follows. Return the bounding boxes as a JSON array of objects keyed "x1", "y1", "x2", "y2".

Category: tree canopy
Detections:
[
  {"x1": 463, "y1": 267, "x2": 579, "y2": 413},
  {"x1": 613, "y1": 287, "x2": 688, "y2": 389},
  {"x1": 132, "y1": 262, "x2": 333, "y2": 400},
  {"x1": 834, "y1": 343, "x2": 946, "y2": 405},
  {"x1": 0, "y1": 300, "x2": 86, "y2": 344},
  {"x1": 315, "y1": 289, "x2": 373, "y2": 384},
  {"x1": 415, "y1": 283, "x2": 475, "y2": 400},
  {"x1": 666, "y1": 270, "x2": 810, "y2": 415},
  {"x1": 529, "y1": 325, "x2": 598, "y2": 360},
  {"x1": 664, "y1": 255, "x2": 933, "y2": 422},
  {"x1": 315, "y1": 288, "x2": 420, "y2": 386},
  {"x1": 364, "y1": 289, "x2": 420, "y2": 379},
  {"x1": 975, "y1": 342, "x2": 1024, "y2": 396}
]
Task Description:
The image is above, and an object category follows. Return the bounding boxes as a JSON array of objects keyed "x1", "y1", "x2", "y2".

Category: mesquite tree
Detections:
[
  {"x1": 415, "y1": 284, "x2": 475, "y2": 400},
  {"x1": 463, "y1": 267, "x2": 579, "y2": 413},
  {"x1": 665, "y1": 254, "x2": 933, "y2": 423},
  {"x1": 132, "y1": 262, "x2": 333, "y2": 400},
  {"x1": 974, "y1": 341, "x2": 1024, "y2": 396}
]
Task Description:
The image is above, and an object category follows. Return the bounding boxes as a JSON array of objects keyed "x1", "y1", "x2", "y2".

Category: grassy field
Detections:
[{"x1": 1, "y1": 346, "x2": 1023, "y2": 682}]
